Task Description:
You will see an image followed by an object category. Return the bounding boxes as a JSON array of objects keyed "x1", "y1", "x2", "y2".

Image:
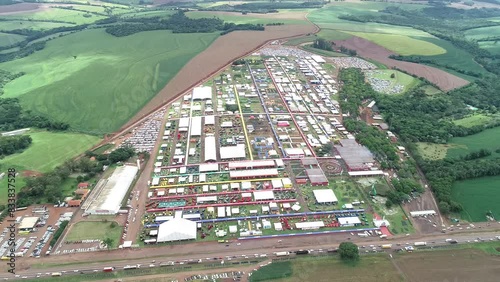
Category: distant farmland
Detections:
[
  {"x1": 452, "y1": 175, "x2": 500, "y2": 222},
  {"x1": 0, "y1": 29, "x2": 218, "y2": 134},
  {"x1": 446, "y1": 126, "x2": 500, "y2": 159}
]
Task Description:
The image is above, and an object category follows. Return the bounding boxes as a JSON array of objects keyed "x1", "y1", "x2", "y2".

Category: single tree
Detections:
[
  {"x1": 103, "y1": 238, "x2": 114, "y2": 250},
  {"x1": 338, "y1": 242, "x2": 359, "y2": 261}
]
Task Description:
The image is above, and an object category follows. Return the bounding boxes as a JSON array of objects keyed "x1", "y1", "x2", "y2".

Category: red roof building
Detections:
[{"x1": 78, "y1": 182, "x2": 89, "y2": 188}]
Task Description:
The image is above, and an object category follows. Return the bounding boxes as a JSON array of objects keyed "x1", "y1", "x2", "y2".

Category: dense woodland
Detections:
[{"x1": 0, "y1": 135, "x2": 32, "y2": 157}]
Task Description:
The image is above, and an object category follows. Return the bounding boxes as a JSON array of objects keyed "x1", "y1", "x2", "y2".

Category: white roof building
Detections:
[
  {"x1": 19, "y1": 217, "x2": 39, "y2": 231},
  {"x1": 220, "y1": 144, "x2": 246, "y2": 159},
  {"x1": 205, "y1": 115, "x2": 215, "y2": 125},
  {"x1": 295, "y1": 221, "x2": 325, "y2": 230},
  {"x1": 313, "y1": 189, "x2": 338, "y2": 204},
  {"x1": 157, "y1": 218, "x2": 197, "y2": 242},
  {"x1": 204, "y1": 136, "x2": 217, "y2": 162},
  {"x1": 338, "y1": 217, "x2": 361, "y2": 227},
  {"x1": 85, "y1": 165, "x2": 138, "y2": 215},
  {"x1": 179, "y1": 117, "x2": 190, "y2": 128},
  {"x1": 253, "y1": 190, "x2": 275, "y2": 201},
  {"x1": 192, "y1": 86, "x2": 212, "y2": 100},
  {"x1": 199, "y1": 163, "x2": 219, "y2": 172},
  {"x1": 190, "y1": 116, "x2": 202, "y2": 137}
]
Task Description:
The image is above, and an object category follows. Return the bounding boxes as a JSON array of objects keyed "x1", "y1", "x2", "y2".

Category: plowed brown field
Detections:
[
  {"x1": 334, "y1": 36, "x2": 470, "y2": 91},
  {"x1": 121, "y1": 24, "x2": 317, "y2": 131},
  {"x1": 0, "y1": 3, "x2": 40, "y2": 14}
]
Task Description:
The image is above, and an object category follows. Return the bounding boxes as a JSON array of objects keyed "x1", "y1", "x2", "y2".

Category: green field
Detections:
[
  {"x1": 300, "y1": 45, "x2": 347, "y2": 57},
  {"x1": 0, "y1": 20, "x2": 74, "y2": 31},
  {"x1": 416, "y1": 142, "x2": 450, "y2": 160},
  {"x1": 0, "y1": 32, "x2": 25, "y2": 47},
  {"x1": 420, "y1": 84, "x2": 442, "y2": 95},
  {"x1": 453, "y1": 114, "x2": 493, "y2": 128},
  {"x1": 364, "y1": 69, "x2": 420, "y2": 93},
  {"x1": 464, "y1": 25, "x2": 500, "y2": 40},
  {"x1": 186, "y1": 11, "x2": 307, "y2": 25},
  {"x1": 452, "y1": 175, "x2": 500, "y2": 222},
  {"x1": 251, "y1": 255, "x2": 402, "y2": 282},
  {"x1": 65, "y1": 221, "x2": 122, "y2": 248},
  {"x1": 0, "y1": 131, "x2": 101, "y2": 173},
  {"x1": 346, "y1": 32, "x2": 445, "y2": 56},
  {"x1": 2, "y1": 8, "x2": 107, "y2": 25},
  {"x1": 478, "y1": 41, "x2": 500, "y2": 56},
  {"x1": 316, "y1": 29, "x2": 352, "y2": 41},
  {"x1": 446, "y1": 126, "x2": 500, "y2": 159},
  {"x1": 0, "y1": 29, "x2": 218, "y2": 133}
]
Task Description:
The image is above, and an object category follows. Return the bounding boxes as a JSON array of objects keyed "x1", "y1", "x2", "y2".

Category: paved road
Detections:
[{"x1": 4, "y1": 227, "x2": 500, "y2": 280}]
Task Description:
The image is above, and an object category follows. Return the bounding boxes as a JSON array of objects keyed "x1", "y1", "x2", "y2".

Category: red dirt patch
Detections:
[
  {"x1": 121, "y1": 24, "x2": 317, "y2": 131},
  {"x1": 333, "y1": 36, "x2": 469, "y2": 91},
  {"x1": 22, "y1": 170, "x2": 43, "y2": 177},
  {"x1": 0, "y1": 3, "x2": 40, "y2": 15}
]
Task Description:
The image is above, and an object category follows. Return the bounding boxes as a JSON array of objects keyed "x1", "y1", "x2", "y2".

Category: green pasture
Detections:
[
  {"x1": 418, "y1": 37, "x2": 488, "y2": 76},
  {"x1": 0, "y1": 20, "x2": 73, "y2": 31},
  {"x1": 0, "y1": 176, "x2": 25, "y2": 206},
  {"x1": 0, "y1": 131, "x2": 101, "y2": 173},
  {"x1": 120, "y1": 10, "x2": 175, "y2": 19},
  {"x1": 253, "y1": 255, "x2": 402, "y2": 282},
  {"x1": 446, "y1": 126, "x2": 500, "y2": 159},
  {"x1": 0, "y1": 29, "x2": 218, "y2": 133},
  {"x1": 0, "y1": 32, "x2": 25, "y2": 47},
  {"x1": 416, "y1": 142, "x2": 452, "y2": 160},
  {"x1": 364, "y1": 69, "x2": 420, "y2": 93},
  {"x1": 300, "y1": 45, "x2": 347, "y2": 57},
  {"x1": 453, "y1": 114, "x2": 493, "y2": 128},
  {"x1": 452, "y1": 175, "x2": 500, "y2": 222},
  {"x1": 478, "y1": 41, "x2": 500, "y2": 56},
  {"x1": 1, "y1": 8, "x2": 107, "y2": 25},
  {"x1": 464, "y1": 25, "x2": 500, "y2": 40},
  {"x1": 186, "y1": 11, "x2": 307, "y2": 25},
  {"x1": 345, "y1": 32, "x2": 445, "y2": 56},
  {"x1": 284, "y1": 34, "x2": 317, "y2": 46},
  {"x1": 316, "y1": 29, "x2": 352, "y2": 41},
  {"x1": 420, "y1": 85, "x2": 442, "y2": 96},
  {"x1": 65, "y1": 221, "x2": 122, "y2": 248}
]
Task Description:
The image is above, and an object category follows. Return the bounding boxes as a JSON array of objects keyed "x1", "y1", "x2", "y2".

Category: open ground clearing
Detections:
[
  {"x1": 252, "y1": 255, "x2": 402, "y2": 282},
  {"x1": 453, "y1": 114, "x2": 494, "y2": 128},
  {"x1": 395, "y1": 248, "x2": 500, "y2": 282},
  {"x1": 0, "y1": 29, "x2": 218, "y2": 133},
  {"x1": 0, "y1": 32, "x2": 25, "y2": 47},
  {"x1": 416, "y1": 142, "x2": 452, "y2": 160},
  {"x1": 123, "y1": 23, "x2": 317, "y2": 131},
  {"x1": 452, "y1": 175, "x2": 500, "y2": 222},
  {"x1": 364, "y1": 69, "x2": 419, "y2": 94},
  {"x1": 333, "y1": 36, "x2": 469, "y2": 91},
  {"x1": 0, "y1": 131, "x2": 100, "y2": 173},
  {"x1": 65, "y1": 221, "x2": 122, "y2": 248},
  {"x1": 420, "y1": 84, "x2": 442, "y2": 95},
  {"x1": 186, "y1": 10, "x2": 309, "y2": 25},
  {"x1": 344, "y1": 32, "x2": 446, "y2": 56},
  {"x1": 446, "y1": 126, "x2": 500, "y2": 159}
]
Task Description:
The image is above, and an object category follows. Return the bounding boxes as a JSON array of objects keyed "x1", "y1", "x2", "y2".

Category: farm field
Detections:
[
  {"x1": 186, "y1": 11, "x2": 308, "y2": 25},
  {"x1": 478, "y1": 41, "x2": 500, "y2": 56},
  {"x1": 0, "y1": 20, "x2": 73, "y2": 31},
  {"x1": 464, "y1": 25, "x2": 500, "y2": 40},
  {"x1": 344, "y1": 32, "x2": 445, "y2": 56},
  {"x1": 415, "y1": 142, "x2": 451, "y2": 160},
  {"x1": 0, "y1": 29, "x2": 218, "y2": 133},
  {"x1": 0, "y1": 130, "x2": 101, "y2": 173},
  {"x1": 446, "y1": 126, "x2": 500, "y2": 159},
  {"x1": 453, "y1": 114, "x2": 494, "y2": 128},
  {"x1": 316, "y1": 29, "x2": 352, "y2": 41},
  {"x1": 65, "y1": 221, "x2": 122, "y2": 248},
  {"x1": 451, "y1": 175, "x2": 500, "y2": 222},
  {"x1": 251, "y1": 255, "x2": 402, "y2": 282},
  {"x1": 0, "y1": 32, "x2": 24, "y2": 47},
  {"x1": 1, "y1": 8, "x2": 107, "y2": 24},
  {"x1": 420, "y1": 84, "x2": 442, "y2": 96}
]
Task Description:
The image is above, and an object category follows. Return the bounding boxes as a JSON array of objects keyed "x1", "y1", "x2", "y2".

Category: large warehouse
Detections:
[
  {"x1": 192, "y1": 86, "x2": 212, "y2": 100},
  {"x1": 156, "y1": 218, "x2": 197, "y2": 242},
  {"x1": 85, "y1": 165, "x2": 139, "y2": 215},
  {"x1": 313, "y1": 189, "x2": 338, "y2": 204},
  {"x1": 204, "y1": 136, "x2": 217, "y2": 162},
  {"x1": 334, "y1": 139, "x2": 374, "y2": 171}
]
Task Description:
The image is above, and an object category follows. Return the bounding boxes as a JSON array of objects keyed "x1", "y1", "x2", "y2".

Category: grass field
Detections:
[
  {"x1": 451, "y1": 175, "x2": 500, "y2": 222},
  {"x1": 252, "y1": 255, "x2": 402, "y2": 282},
  {"x1": 364, "y1": 69, "x2": 420, "y2": 93},
  {"x1": 0, "y1": 32, "x2": 25, "y2": 47},
  {"x1": 0, "y1": 20, "x2": 74, "y2": 31},
  {"x1": 316, "y1": 29, "x2": 352, "y2": 41},
  {"x1": 186, "y1": 11, "x2": 307, "y2": 25},
  {"x1": 2, "y1": 8, "x2": 107, "y2": 25},
  {"x1": 420, "y1": 84, "x2": 442, "y2": 95},
  {"x1": 0, "y1": 29, "x2": 218, "y2": 133},
  {"x1": 464, "y1": 25, "x2": 500, "y2": 40},
  {"x1": 453, "y1": 114, "x2": 493, "y2": 128},
  {"x1": 300, "y1": 45, "x2": 347, "y2": 57},
  {"x1": 346, "y1": 32, "x2": 445, "y2": 56},
  {"x1": 446, "y1": 126, "x2": 500, "y2": 159},
  {"x1": 0, "y1": 131, "x2": 101, "y2": 173},
  {"x1": 416, "y1": 142, "x2": 450, "y2": 160},
  {"x1": 284, "y1": 35, "x2": 317, "y2": 46},
  {"x1": 478, "y1": 41, "x2": 500, "y2": 55},
  {"x1": 65, "y1": 221, "x2": 122, "y2": 248}
]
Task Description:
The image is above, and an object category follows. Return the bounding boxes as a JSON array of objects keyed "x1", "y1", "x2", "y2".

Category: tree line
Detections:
[
  {"x1": 0, "y1": 69, "x2": 24, "y2": 96},
  {"x1": 0, "y1": 135, "x2": 32, "y2": 157}
]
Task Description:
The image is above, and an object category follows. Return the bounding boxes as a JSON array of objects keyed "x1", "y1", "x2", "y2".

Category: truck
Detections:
[
  {"x1": 295, "y1": 250, "x2": 309, "y2": 255},
  {"x1": 414, "y1": 242, "x2": 427, "y2": 246},
  {"x1": 218, "y1": 240, "x2": 229, "y2": 243},
  {"x1": 445, "y1": 239, "x2": 458, "y2": 244},
  {"x1": 14, "y1": 252, "x2": 24, "y2": 257},
  {"x1": 275, "y1": 251, "x2": 290, "y2": 257},
  {"x1": 103, "y1": 267, "x2": 115, "y2": 272},
  {"x1": 123, "y1": 265, "x2": 138, "y2": 270},
  {"x1": 381, "y1": 244, "x2": 392, "y2": 249}
]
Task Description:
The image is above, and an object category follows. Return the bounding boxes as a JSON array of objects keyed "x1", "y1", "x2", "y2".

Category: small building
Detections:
[
  {"x1": 295, "y1": 221, "x2": 325, "y2": 230},
  {"x1": 229, "y1": 225, "x2": 238, "y2": 234},
  {"x1": 338, "y1": 216, "x2": 361, "y2": 227},
  {"x1": 18, "y1": 217, "x2": 39, "y2": 232},
  {"x1": 77, "y1": 182, "x2": 89, "y2": 189},
  {"x1": 269, "y1": 202, "x2": 278, "y2": 211}
]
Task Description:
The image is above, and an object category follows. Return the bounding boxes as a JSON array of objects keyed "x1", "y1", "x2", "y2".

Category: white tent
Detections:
[{"x1": 157, "y1": 218, "x2": 197, "y2": 242}]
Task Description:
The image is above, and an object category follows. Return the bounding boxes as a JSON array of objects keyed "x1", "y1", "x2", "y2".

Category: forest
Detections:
[
  {"x1": 105, "y1": 11, "x2": 264, "y2": 37},
  {"x1": 0, "y1": 135, "x2": 32, "y2": 157},
  {"x1": 0, "y1": 98, "x2": 69, "y2": 132}
]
